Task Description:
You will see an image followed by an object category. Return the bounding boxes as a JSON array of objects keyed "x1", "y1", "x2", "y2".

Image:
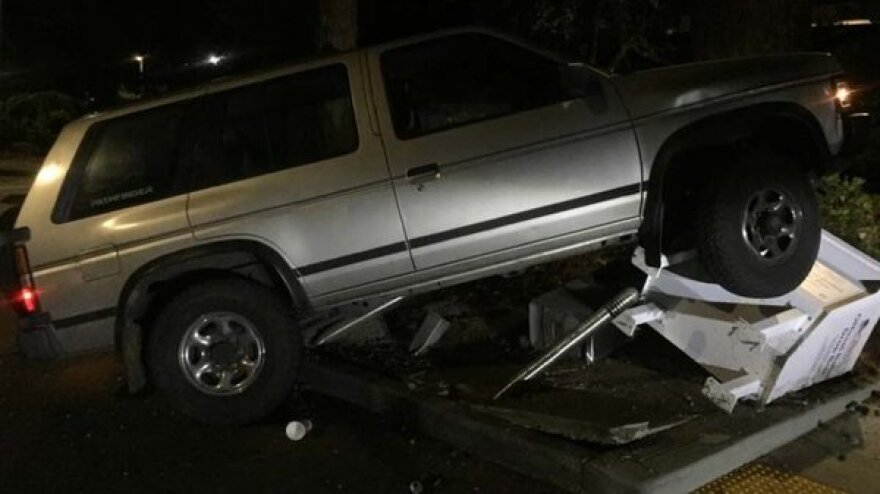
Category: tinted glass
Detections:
[
  {"x1": 266, "y1": 65, "x2": 358, "y2": 168},
  {"x1": 190, "y1": 64, "x2": 358, "y2": 189},
  {"x1": 67, "y1": 103, "x2": 184, "y2": 220},
  {"x1": 381, "y1": 34, "x2": 565, "y2": 139},
  {"x1": 219, "y1": 85, "x2": 273, "y2": 184},
  {"x1": 60, "y1": 64, "x2": 358, "y2": 221}
]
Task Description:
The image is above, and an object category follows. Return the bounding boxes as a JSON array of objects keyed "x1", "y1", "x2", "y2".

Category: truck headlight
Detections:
[{"x1": 834, "y1": 80, "x2": 853, "y2": 110}]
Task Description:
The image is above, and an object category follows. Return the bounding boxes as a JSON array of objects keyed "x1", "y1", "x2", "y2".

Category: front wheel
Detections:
[
  {"x1": 696, "y1": 150, "x2": 820, "y2": 298},
  {"x1": 147, "y1": 278, "x2": 302, "y2": 425}
]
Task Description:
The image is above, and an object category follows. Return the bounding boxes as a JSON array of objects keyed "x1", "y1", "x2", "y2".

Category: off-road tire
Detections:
[
  {"x1": 147, "y1": 278, "x2": 301, "y2": 425},
  {"x1": 697, "y1": 150, "x2": 820, "y2": 298}
]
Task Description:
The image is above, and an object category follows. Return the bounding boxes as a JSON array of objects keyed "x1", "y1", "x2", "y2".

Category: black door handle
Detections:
[{"x1": 406, "y1": 163, "x2": 441, "y2": 184}]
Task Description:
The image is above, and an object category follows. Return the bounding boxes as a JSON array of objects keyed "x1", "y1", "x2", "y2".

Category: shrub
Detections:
[{"x1": 818, "y1": 174, "x2": 880, "y2": 258}]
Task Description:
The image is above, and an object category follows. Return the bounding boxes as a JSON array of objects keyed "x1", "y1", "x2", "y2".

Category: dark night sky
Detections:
[
  {"x1": 4, "y1": 1, "x2": 318, "y2": 65},
  {"x1": 1, "y1": 0, "x2": 878, "y2": 106},
  {"x1": 1, "y1": 1, "x2": 323, "y2": 103},
  {"x1": 3, "y1": 1, "x2": 878, "y2": 67}
]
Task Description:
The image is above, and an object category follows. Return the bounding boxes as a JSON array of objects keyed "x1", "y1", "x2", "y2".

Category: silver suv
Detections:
[{"x1": 7, "y1": 28, "x2": 868, "y2": 424}]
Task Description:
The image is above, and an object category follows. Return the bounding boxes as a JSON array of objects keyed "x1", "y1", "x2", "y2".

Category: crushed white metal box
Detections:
[{"x1": 614, "y1": 230, "x2": 880, "y2": 412}]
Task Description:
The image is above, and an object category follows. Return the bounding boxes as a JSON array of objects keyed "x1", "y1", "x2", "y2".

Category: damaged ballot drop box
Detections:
[{"x1": 615, "y1": 231, "x2": 880, "y2": 412}]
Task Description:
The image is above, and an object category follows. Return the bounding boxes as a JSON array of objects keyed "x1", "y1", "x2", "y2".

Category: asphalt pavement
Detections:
[{"x1": 0, "y1": 351, "x2": 563, "y2": 494}]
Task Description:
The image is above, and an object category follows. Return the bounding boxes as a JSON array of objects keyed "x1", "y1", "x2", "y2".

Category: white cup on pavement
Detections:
[{"x1": 285, "y1": 420, "x2": 313, "y2": 441}]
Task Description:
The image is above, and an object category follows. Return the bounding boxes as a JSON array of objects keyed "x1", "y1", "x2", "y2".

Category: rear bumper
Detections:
[{"x1": 16, "y1": 312, "x2": 63, "y2": 359}]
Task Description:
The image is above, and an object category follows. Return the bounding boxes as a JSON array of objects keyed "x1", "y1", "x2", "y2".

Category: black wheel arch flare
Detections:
[
  {"x1": 640, "y1": 102, "x2": 832, "y2": 267},
  {"x1": 113, "y1": 239, "x2": 307, "y2": 393}
]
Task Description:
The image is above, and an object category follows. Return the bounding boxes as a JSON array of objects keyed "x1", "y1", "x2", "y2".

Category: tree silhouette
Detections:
[{"x1": 692, "y1": 0, "x2": 812, "y2": 60}]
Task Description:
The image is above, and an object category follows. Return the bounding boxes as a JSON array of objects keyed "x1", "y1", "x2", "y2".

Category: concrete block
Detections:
[
  {"x1": 529, "y1": 288, "x2": 591, "y2": 360},
  {"x1": 528, "y1": 286, "x2": 627, "y2": 363}
]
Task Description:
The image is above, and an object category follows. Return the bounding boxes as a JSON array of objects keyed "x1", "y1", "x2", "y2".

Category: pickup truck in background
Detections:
[{"x1": 2, "y1": 28, "x2": 870, "y2": 424}]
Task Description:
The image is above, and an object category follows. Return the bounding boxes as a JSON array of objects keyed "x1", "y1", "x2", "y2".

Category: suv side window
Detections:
[
  {"x1": 57, "y1": 64, "x2": 358, "y2": 222},
  {"x1": 64, "y1": 103, "x2": 185, "y2": 221},
  {"x1": 266, "y1": 65, "x2": 358, "y2": 169},
  {"x1": 381, "y1": 33, "x2": 565, "y2": 139},
  {"x1": 191, "y1": 63, "x2": 358, "y2": 189},
  {"x1": 216, "y1": 85, "x2": 273, "y2": 186}
]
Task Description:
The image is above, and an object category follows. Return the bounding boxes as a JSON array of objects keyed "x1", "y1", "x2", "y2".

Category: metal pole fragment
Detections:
[
  {"x1": 313, "y1": 295, "x2": 406, "y2": 346},
  {"x1": 493, "y1": 288, "x2": 640, "y2": 400}
]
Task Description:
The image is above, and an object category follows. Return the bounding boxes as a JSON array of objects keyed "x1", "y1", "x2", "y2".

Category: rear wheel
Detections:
[
  {"x1": 147, "y1": 278, "x2": 302, "y2": 425},
  {"x1": 696, "y1": 150, "x2": 820, "y2": 298}
]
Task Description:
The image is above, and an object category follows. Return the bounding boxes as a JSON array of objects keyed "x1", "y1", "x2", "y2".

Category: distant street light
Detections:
[
  {"x1": 206, "y1": 54, "x2": 224, "y2": 66},
  {"x1": 133, "y1": 54, "x2": 145, "y2": 75}
]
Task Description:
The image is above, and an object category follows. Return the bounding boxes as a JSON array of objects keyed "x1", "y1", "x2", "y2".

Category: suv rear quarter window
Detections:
[
  {"x1": 266, "y1": 65, "x2": 358, "y2": 169},
  {"x1": 61, "y1": 103, "x2": 185, "y2": 221},
  {"x1": 191, "y1": 63, "x2": 359, "y2": 189}
]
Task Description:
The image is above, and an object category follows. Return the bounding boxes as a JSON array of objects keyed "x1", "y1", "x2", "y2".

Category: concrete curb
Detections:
[{"x1": 302, "y1": 358, "x2": 876, "y2": 493}]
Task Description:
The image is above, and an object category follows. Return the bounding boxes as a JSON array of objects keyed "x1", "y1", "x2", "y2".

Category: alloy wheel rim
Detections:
[
  {"x1": 177, "y1": 312, "x2": 266, "y2": 396},
  {"x1": 741, "y1": 189, "x2": 803, "y2": 263}
]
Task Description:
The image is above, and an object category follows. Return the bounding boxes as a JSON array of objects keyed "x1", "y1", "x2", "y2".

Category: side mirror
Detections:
[{"x1": 560, "y1": 63, "x2": 602, "y2": 99}]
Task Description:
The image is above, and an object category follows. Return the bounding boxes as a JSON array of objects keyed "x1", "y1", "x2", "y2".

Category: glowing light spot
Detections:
[{"x1": 35, "y1": 163, "x2": 63, "y2": 185}]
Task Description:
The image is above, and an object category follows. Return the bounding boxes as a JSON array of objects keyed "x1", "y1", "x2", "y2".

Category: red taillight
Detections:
[
  {"x1": 15, "y1": 287, "x2": 39, "y2": 314},
  {"x1": 9, "y1": 243, "x2": 40, "y2": 316}
]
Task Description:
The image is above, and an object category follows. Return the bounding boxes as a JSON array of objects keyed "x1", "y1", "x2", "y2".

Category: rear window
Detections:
[{"x1": 60, "y1": 103, "x2": 186, "y2": 221}]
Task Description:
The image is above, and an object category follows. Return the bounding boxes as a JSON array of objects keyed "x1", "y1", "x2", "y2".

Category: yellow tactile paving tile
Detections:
[{"x1": 695, "y1": 463, "x2": 847, "y2": 494}]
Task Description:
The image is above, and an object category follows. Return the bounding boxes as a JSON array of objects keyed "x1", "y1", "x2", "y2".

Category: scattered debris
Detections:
[
  {"x1": 441, "y1": 359, "x2": 714, "y2": 445},
  {"x1": 607, "y1": 418, "x2": 694, "y2": 444},
  {"x1": 408, "y1": 475, "x2": 443, "y2": 494},
  {"x1": 530, "y1": 281, "x2": 632, "y2": 363},
  {"x1": 313, "y1": 243, "x2": 880, "y2": 449},
  {"x1": 329, "y1": 339, "x2": 431, "y2": 377},
  {"x1": 404, "y1": 370, "x2": 451, "y2": 397},
  {"x1": 528, "y1": 287, "x2": 593, "y2": 359},
  {"x1": 410, "y1": 311, "x2": 451, "y2": 356},
  {"x1": 314, "y1": 297, "x2": 404, "y2": 346},
  {"x1": 495, "y1": 288, "x2": 639, "y2": 400}
]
